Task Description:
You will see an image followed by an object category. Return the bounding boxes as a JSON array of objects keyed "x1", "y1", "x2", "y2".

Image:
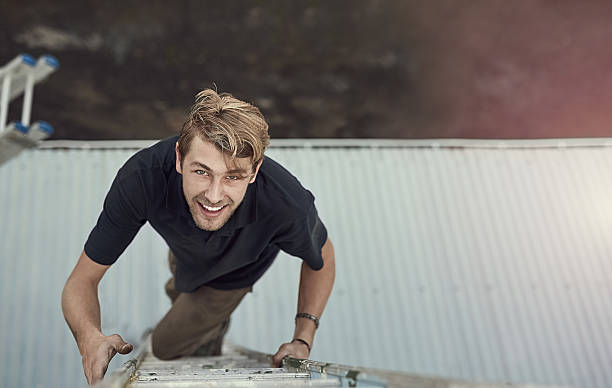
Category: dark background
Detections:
[{"x1": 3, "y1": 0, "x2": 612, "y2": 140}]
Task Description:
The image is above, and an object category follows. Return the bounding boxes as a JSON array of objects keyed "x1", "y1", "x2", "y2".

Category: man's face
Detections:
[{"x1": 175, "y1": 136, "x2": 261, "y2": 231}]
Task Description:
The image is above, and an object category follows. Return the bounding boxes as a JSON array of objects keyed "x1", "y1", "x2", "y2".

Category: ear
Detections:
[
  {"x1": 249, "y1": 159, "x2": 264, "y2": 183},
  {"x1": 175, "y1": 142, "x2": 183, "y2": 175}
]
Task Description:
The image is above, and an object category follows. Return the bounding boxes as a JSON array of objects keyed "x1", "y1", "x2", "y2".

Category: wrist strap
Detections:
[
  {"x1": 292, "y1": 338, "x2": 311, "y2": 352},
  {"x1": 295, "y1": 312, "x2": 319, "y2": 329}
]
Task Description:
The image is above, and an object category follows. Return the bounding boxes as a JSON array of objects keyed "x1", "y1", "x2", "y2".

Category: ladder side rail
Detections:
[
  {"x1": 0, "y1": 54, "x2": 36, "y2": 133},
  {"x1": 0, "y1": 73, "x2": 11, "y2": 132},
  {"x1": 21, "y1": 70, "x2": 35, "y2": 126}
]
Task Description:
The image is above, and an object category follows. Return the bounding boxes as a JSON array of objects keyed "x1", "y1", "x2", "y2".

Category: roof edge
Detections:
[{"x1": 38, "y1": 137, "x2": 612, "y2": 150}]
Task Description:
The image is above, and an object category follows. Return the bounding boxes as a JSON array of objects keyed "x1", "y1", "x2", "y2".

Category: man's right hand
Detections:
[{"x1": 80, "y1": 333, "x2": 133, "y2": 386}]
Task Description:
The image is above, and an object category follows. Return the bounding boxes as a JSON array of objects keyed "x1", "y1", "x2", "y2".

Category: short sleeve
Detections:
[
  {"x1": 275, "y1": 204, "x2": 328, "y2": 270},
  {"x1": 84, "y1": 171, "x2": 147, "y2": 265}
]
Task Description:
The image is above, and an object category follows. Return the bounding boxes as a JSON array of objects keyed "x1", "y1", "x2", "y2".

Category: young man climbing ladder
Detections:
[{"x1": 61, "y1": 89, "x2": 335, "y2": 385}]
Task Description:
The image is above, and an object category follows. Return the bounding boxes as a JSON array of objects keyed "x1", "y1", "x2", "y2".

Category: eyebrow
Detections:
[{"x1": 190, "y1": 161, "x2": 249, "y2": 175}]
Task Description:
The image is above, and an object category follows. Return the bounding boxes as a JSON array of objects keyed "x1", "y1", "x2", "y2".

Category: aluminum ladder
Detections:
[{"x1": 0, "y1": 53, "x2": 58, "y2": 165}]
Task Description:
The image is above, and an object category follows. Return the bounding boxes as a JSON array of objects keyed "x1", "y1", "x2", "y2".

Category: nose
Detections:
[{"x1": 205, "y1": 177, "x2": 224, "y2": 204}]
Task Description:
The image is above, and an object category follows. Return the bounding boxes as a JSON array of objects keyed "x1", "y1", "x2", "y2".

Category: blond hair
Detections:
[{"x1": 178, "y1": 89, "x2": 270, "y2": 169}]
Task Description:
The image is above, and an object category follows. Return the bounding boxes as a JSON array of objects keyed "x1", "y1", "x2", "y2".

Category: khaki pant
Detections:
[{"x1": 151, "y1": 251, "x2": 251, "y2": 360}]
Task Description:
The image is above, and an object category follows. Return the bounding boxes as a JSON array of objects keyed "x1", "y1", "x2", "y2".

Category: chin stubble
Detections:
[{"x1": 189, "y1": 199, "x2": 235, "y2": 231}]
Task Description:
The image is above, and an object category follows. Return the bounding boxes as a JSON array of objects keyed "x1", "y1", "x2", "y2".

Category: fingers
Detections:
[
  {"x1": 272, "y1": 342, "x2": 296, "y2": 367},
  {"x1": 272, "y1": 341, "x2": 312, "y2": 367},
  {"x1": 272, "y1": 345, "x2": 290, "y2": 367},
  {"x1": 82, "y1": 333, "x2": 132, "y2": 385},
  {"x1": 272, "y1": 353, "x2": 286, "y2": 367},
  {"x1": 108, "y1": 334, "x2": 133, "y2": 354},
  {"x1": 117, "y1": 343, "x2": 133, "y2": 354}
]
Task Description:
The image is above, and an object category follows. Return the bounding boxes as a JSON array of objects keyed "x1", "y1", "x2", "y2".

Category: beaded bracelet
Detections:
[{"x1": 295, "y1": 312, "x2": 319, "y2": 329}]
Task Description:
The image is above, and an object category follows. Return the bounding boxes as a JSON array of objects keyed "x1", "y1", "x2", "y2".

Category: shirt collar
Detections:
[{"x1": 165, "y1": 171, "x2": 191, "y2": 217}]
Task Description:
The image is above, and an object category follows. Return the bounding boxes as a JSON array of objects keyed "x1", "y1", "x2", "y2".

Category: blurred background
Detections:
[{"x1": 3, "y1": 0, "x2": 612, "y2": 140}]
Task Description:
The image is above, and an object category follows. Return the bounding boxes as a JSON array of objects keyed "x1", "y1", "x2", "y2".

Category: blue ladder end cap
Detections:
[
  {"x1": 19, "y1": 53, "x2": 36, "y2": 66},
  {"x1": 42, "y1": 55, "x2": 59, "y2": 69},
  {"x1": 13, "y1": 121, "x2": 29, "y2": 134},
  {"x1": 36, "y1": 121, "x2": 54, "y2": 134}
]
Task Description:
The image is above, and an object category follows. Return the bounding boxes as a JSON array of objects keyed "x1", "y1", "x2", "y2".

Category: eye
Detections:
[
  {"x1": 226, "y1": 175, "x2": 239, "y2": 181},
  {"x1": 194, "y1": 170, "x2": 209, "y2": 176}
]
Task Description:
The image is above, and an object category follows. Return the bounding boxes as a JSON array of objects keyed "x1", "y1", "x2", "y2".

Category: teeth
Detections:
[{"x1": 202, "y1": 203, "x2": 224, "y2": 211}]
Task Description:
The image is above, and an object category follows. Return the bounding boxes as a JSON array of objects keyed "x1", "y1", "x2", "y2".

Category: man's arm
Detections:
[
  {"x1": 272, "y1": 237, "x2": 335, "y2": 366},
  {"x1": 61, "y1": 250, "x2": 133, "y2": 385}
]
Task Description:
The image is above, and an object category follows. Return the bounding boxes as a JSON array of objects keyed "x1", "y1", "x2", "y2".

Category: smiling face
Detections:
[{"x1": 175, "y1": 136, "x2": 262, "y2": 231}]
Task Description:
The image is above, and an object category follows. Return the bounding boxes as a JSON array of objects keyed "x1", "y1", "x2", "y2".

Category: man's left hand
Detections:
[{"x1": 272, "y1": 339, "x2": 311, "y2": 367}]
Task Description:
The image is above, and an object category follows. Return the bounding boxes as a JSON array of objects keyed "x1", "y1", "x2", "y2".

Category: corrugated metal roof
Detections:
[{"x1": 1, "y1": 139, "x2": 611, "y2": 388}]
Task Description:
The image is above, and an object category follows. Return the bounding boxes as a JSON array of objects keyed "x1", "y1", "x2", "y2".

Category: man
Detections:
[{"x1": 61, "y1": 89, "x2": 335, "y2": 385}]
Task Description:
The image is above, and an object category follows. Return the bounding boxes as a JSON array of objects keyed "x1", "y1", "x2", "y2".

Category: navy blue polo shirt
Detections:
[{"x1": 84, "y1": 136, "x2": 327, "y2": 292}]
